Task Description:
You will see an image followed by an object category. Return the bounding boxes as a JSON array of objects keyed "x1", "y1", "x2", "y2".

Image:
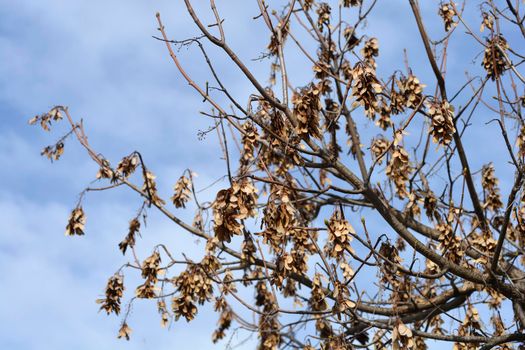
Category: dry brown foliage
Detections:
[{"x1": 29, "y1": 0, "x2": 525, "y2": 349}]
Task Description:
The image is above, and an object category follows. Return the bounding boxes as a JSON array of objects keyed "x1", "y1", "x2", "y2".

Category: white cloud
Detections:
[{"x1": 0, "y1": 188, "x2": 259, "y2": 349}]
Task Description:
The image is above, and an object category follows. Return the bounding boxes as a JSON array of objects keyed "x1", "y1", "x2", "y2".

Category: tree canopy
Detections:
[{"x1": 30, "y1": 0, "x2": 525, "y2": 349}]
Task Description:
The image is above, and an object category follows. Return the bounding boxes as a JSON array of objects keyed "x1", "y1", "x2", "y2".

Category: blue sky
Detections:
[
  {"x1": 0, "y1": 1, "x2": 250, "y2": 349},
  {"x1": 0, "y1": 1, "x2": 520, "y2": 349}
]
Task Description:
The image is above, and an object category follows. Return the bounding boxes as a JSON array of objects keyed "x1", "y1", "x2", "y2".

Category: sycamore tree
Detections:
[{"x1": 29, "y1": 0, "x2": 525, "y2": 349}]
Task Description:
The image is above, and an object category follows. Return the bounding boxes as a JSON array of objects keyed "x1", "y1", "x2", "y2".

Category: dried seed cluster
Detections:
[
  {"x1": 392, "y1": 321, "x2": 414, "y2": 349},
  {"x1": 483, "y1": 35, "x2": 509, "y2": 80},
  {"x1": 386, "y1": 146, "x2": 412, "y2": 199},
  {"x1": 471, "y1": 229, "x2": 497, "y2": 263},
  {"x1": 454, "y1": 304, "x2": 482, "y2": 350},
  {"x1": 398, "y1": 74, "x2": 425, "y2": 109},
  {"x1": 119, "y1": 218, "x2": 140, "y2": 255},
  {"x1": 97, "y1": 274, "x2": 125, "y2": 315},
  {"x1": 65, "y1": 207, "x2": 86, "y2": 236},
  {"x1": 28, "y1": 107, "x2": 63, "y2": 131},
  {"x1": 136, "y1": 251, "x2": 161, "y2": 299},
  {"x1": 351, "y1": 62, "x2": 382, "y2": 119},
  {"x1": 292, "y1": 83, "x2": 322, "y2": 139},
  {"x1": 481, "y1": 164, "x2": 503, "y2": 212},
  {"x1": 376, "y1": 97, "x2": 393, "y2": 130},
  {"x1": 241, "y1": 235, "x2": 256, "y2": 265},
  {"x1": 343, "y1": 27, "x2": 360, "y2": 51},
  {"x1": 342, "y1": 0, "x2": 361, "y2": 6},
  {"x1": 438, "y1": 2, "x2": 457, "y2": 31},
  {"x1": 389, "y1": 87, "x2": 406, "y2": 115},
  {"x1": 213, "y1": 180, "x2": 258, "y2": 242},
  {"x1": 517, "y1": 125, "x2": 525, "y2": 158},
  {"x1": 240, "y1": 121, "x2": 259, "y2": 168},
  {"x1": 158, "y1": 299, "x2": 169, "y2": 327},
  {"x1": 423, "y1": 191, "x2": 439, "y2": 221},
  {"x1": 361, "y1": 37, "x2": 379, "y2": 67},
  {"x1": 116, "y1": 154, "x2": 139, "y2": 178},
  {"x1": 171, "y1": 175, "x2": 191, "y2": 208},
  {"x1": 255, "y1": 270, "x2": 280, "y2": 349},
  {"x1": 316, "y1": 3, "x2": 331, "y2": 31},
  {"x1": 378, "y1": 242, "x2": 406, "y2": 302},
  {"x1": 480, "y1": 12, "x2": 494, "y2": 32},
  {"x1": 267, "y1": 20, "x2": 289, "y2": 56},
  {"x1": 428, "y1": 100, "x2": 456, "y2": 146},
  {"x1": 437, "y1": 218, "x2": 463, "y2": 264},
  {"x1": 325, "y1": 210, "x2": 355, "y2": 259},
  {"x1": 171, "y1": 257, "x2": 219, "y2": 322},
  {"x1": 174, "y1": 265, "x2": 214, "y2": 304},
  {"x1": 117, "y1": 322, "x2": 132, "y2": 341},
  {"x1": 405, "y1": 191, "x2": 422, "y2": 219},
  {"x1": 309, "y1": 274, "x2": 328, "y2": 311},
  {"x1": 212, "y1": 303, "x2": 232, "y2": 343},
  {"x1": 41, "y1": 142, "x2": 64, "y2": 161},
  {"x1": 260, "y1": 186, "x2": 298, "y2": 254},
  {"x1": 96, "y1": 158, "x2": 113, "y2": 180},
  {"x1": 371, "y1": 137, "x2": 389, "y2": 164},
  {"x1": 142, "y1": 170, "x2": 165, "y2": 206}
]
